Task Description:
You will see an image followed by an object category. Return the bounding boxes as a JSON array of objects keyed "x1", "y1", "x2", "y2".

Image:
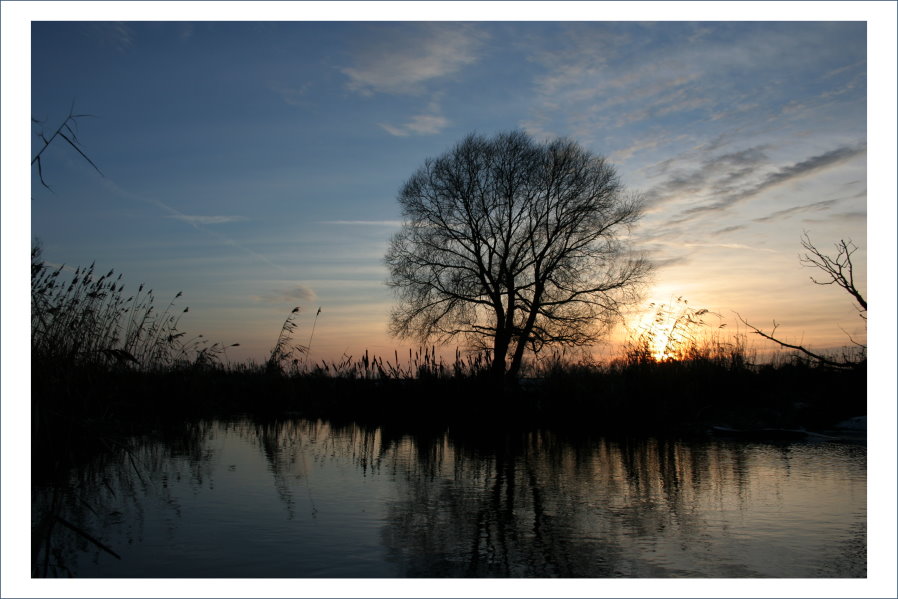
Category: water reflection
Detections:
[
  {"x1": 32, "y1": 420, "x2": 215, "y2": 577},
  {"x1": 380, "y1": 433, "x2": 771, "y2": 577},
  {"x1": 32, "y1": 418, "x2": 866, "y2": 578}
]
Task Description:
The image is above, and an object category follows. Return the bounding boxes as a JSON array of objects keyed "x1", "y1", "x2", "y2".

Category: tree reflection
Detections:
[
  {"x1": 32, "y1": 420, "x2": 214, "y2": 577},
  {"x1": 375, "y1": 431, "x2": 764, "y2": 577},
  {"x1": 32, "y1": 416, "x2": 866, "y2": 578},
  {"x1": 236, "y1": 420, "x2": 779, "y2": 577}
]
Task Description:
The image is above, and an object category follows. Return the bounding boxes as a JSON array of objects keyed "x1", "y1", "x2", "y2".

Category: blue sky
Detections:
[{"x1": 11, "y1": 8, "x2": 892, "y2": 368}]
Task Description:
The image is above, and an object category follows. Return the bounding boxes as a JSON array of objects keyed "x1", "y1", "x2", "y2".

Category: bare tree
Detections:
[
  {"x1": 385, "y1": 131, "x2": 652, "y2": 380},
  {"x1": 739, "y1": 233, "x2": 866, "y2": 368},
  {"x1": 799, "y1": 232, "x2": 866, "y2": 317}
]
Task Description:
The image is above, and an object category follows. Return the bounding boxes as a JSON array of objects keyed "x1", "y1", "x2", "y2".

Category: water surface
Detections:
[{"x1": 32, "y1": 418, "x2": 866, "y2": 577}]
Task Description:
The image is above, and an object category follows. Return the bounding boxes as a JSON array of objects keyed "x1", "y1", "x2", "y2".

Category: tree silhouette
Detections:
[
  {"x1": 385, "y1": 131, "x2": 651, "y2": 380},
  {"x1": 739, "y1": 233, "x2": 866, "y2": 368},
  {"x1": 799, "y1": 232, "x2": 866, "y2": 316}
]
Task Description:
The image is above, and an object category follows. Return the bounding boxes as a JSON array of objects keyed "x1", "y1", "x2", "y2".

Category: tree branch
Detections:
[{"x1": 736, "y1": 313, "x2": 860, "y2": 369}]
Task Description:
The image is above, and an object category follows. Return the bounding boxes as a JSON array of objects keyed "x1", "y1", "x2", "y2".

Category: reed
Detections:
[
  {"x1": 267, "y1": 306, "x2": 306, "y2": 374},
  {"x1": 301, "y1": 345, "x2": 492, "y2": 381},
  {"x1": 31, "y1": 245, "x2": 227, "y2": 371}
]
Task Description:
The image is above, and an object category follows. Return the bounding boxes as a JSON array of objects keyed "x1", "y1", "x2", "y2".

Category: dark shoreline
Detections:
[{"x1": 32, "y1": 358, "x2": 866, "y2": 485}]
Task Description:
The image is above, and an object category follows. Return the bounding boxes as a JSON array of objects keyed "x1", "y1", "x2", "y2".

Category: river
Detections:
[{"x1": 32, "y1": 417, "x2": 866, "y2": 578}]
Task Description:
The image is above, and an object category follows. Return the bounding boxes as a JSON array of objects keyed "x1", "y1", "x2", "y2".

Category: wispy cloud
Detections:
[
  {"x1": 671, "y1": 143, "x2": 866, "y2": 223},
  {"x1": 752, "y1": 199, "x2": 838, "y2": 224},
  {"x1": 341, "y1": 23, "x2": 487, "y2": 96},
  {"x1": 380, "y1": 95, "x2": 450, "y2": 136},
  {"x1": 380, "y1": 114, "x2": 449, "y2": 137},
  {"x1": 642, "y1": 145, "x2": 769, "y2": 210},
  {"x1": 270, "y1": 81, "x2": 310, "y2": 106},
  {"x1": 804, "y1": 210, "x2": 866, "y2": 225},
  {"x1": 97, "y1": 178, "x2": 287, "y2": 273},
  {"x1": 320, "y1": 220, "x2": 402, "y2": 227},
  {"x1": 650, "y1": 254, "x2": 692, "y2": 270},
  {"x1": 645, "y1": 237, "x2": 777, "y2": 254},
  {"x1": 822, "y1": 60, "x2": 866, "y2": 80},
  {"x1": 167, "y1": 214, "x2": 247, "y2": 225},
  {"x1": 609, "y1": 135, "x2": 683, "y2": 163},
  {"x1": 89, "y1": 22, "x2": 136, "y2": 53},
  {"x1": 255, "y1": 285, "x2": 317, "y2": 304},
  {"x1": 178, "y1": 23, "x2": 194, "y2": 42},
  {"x1": 682, "y1": 242, "x2": 776, "y2": 253},
  {"x1": 523, "y1": 22, "x2": 865, "y2": 160},
  {"x1": 750, "y1": 145, "x2": 865, "y2": 195},
  {"x1": 712, "y1": 224, "x2": 747, "y2": 236}
]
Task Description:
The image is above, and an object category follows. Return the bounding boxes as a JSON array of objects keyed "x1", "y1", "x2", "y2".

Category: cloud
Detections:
[
  {"x1": 522, "y1": 23, "x2": 865, "y2": 164},
  {"x1": 95, "y1": 178, "x2": 291, "y2": 274},
  {"x1": 633, "y1": 241, "x2": 694, "y2": 271},
  {"x1": 341, "y1": 23, "x2": 487, "y2": 96},
  {"x1": 822, "y1": 60, "x2": 866, "y2": 80},
  {"x1": 712, "y1": 224, "x2": 747, "y2": 236},
  {"x1": 703, "y1": 147, "x2": 770, "y2": 171},
  {"x1": 752, "y1": 199, "x2": 838, "y2": 224},
  {"x1": 642, "y1": 145, "x2": 769, "y2": 209},
  {"x1": 256, "y1": 285, "x2": 317, "y2": 304},
  {"x1": 525, "y1": 25, "x2": 718, "y2": 136},
  {"x1": 672, "y1": 143, "x2": 867, "y2": 223},
  {"x1": 803, "y1": 210, "x2": 866, "y2": 225},
  {"x1": 320, "y1": 220, "x2": 403, "y2": 227},
  {"x1": 609, "y1": 135, "x2": 680, "y2": 163},
  {"x1": 270, "y1": 82, "x2": 310, "y2": 106},
  {"x1": 380, "y1": 114, "x2": 449, "y2": 137},
  {"x1": 167, "y1": 214, "x2": 247, "y2": 225},
  {"x1": 644, "y1": 237, "x2": 777, "y2": 254},
  {"x1": 178, "y1": 23, "x2": 194, "y2": 42},
  {"x1": 89, "y1": 22, "x2": 136, "y2": 53},
  {"x1": 649, "y1": 253, "x2": 692, "y2": 270},
  {"x1": 682, "y1": 242, "x2": 776, "y2": 253},
  {"x1": 753, "y1": 145, "x2": 865, "y2": 194}
]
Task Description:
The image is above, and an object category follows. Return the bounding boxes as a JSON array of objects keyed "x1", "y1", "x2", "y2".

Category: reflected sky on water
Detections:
[{"x1": 32, "y1": 418, "x2": 866, "y2": 578}]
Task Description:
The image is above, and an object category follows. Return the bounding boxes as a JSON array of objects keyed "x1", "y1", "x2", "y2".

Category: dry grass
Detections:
[{"x1": 32, "y1": 245, "x2": 235, "y2": 371}]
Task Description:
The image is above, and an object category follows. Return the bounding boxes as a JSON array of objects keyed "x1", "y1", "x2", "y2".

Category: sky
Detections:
[{"x1": 9, "y1": 5, "x2": 894, "y2": 370}]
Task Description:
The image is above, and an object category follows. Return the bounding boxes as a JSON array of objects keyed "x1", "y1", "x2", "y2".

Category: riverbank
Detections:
[{"x1": 32, "y1": 353, "x2": 866, "y2": 485}]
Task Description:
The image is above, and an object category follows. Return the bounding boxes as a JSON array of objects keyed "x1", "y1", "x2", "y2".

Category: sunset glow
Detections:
[{"x1": 6, "y1": 5, "x2": 892, "y2": 369}]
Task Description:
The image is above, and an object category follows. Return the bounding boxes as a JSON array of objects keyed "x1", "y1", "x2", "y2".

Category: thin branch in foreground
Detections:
[
  {"x1": 32, "y1": 107, "x2": 103, "y2": 190},
  {"x1": 735, "y1": 313, "x2": 860, "y2": 369}
]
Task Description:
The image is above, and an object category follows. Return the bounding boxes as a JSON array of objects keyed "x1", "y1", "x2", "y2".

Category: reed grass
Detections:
[
  {"x1": 304, "y1": 346, "x2": 493, "y2": 380},
  {"x1": 31, "y1": 245, "x2": 235, "y2": 371}
]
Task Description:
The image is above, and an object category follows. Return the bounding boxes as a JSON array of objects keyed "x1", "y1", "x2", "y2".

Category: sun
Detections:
[
  {"x1": 648, "y1": 324, "x2": 676, "y2": 362},
  {"x1": 630, "y1": 298, "x2": 692, "y2": 363}
]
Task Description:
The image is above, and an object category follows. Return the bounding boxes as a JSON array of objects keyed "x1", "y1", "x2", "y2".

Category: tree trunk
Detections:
[
  {"x1": 507, "y1": 324, "x2": 533, "y2": 380},
  {"x1": 507, "y1": 285, "x2": 543, "y2": 379},
  {"x1": 491, "y1": 282, "x2": 517, "y2": 380},
  {"x1": 491, "y1": 329, "x2": 511, "y2": 380},
  {"x1": 507, "y1": 342, "x2": 527, "y2": 380}
]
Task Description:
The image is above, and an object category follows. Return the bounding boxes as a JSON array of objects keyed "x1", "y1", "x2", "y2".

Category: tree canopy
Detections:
[{"x1": 385, "y1": 131, "x2": 652, "y2": 379}]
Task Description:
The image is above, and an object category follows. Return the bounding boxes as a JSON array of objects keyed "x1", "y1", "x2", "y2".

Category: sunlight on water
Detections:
[{"x1": 32, "y1": 419, "x2": 866, "y2": 578}]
